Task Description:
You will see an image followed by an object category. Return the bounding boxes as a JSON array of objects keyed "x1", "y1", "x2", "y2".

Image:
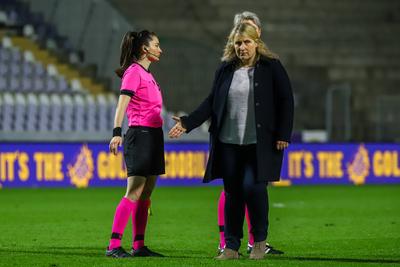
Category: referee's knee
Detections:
[{"x1": 125, "y1": 189, "x2": 143, "y2": 201}]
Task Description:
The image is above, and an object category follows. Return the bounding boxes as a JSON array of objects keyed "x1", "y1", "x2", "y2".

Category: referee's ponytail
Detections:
[{"x1": 115, "y1": 30, "x2": 157, "y2": 78}]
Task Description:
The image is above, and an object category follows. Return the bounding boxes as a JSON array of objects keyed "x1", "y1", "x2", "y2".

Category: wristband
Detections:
[{"x1": 113, "y1": 127, "x2": 122, "y2": 137}]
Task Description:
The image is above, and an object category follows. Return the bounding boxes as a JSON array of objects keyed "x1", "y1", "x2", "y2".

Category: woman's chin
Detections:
[{"x1": 149, "y1": 56, "x2": 160, "y2": 62}]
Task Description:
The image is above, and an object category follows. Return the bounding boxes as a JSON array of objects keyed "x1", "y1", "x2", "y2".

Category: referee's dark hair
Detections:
[{"x1": 115, "y1": 30, "x2": 156, "y2": 78}]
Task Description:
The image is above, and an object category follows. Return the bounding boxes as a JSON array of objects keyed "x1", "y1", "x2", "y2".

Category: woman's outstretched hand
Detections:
[
  {"x1": 168, "y1": 116, "x2": 187, "y2": 138},
  {"x1": 276, "y1": 140, "x2": 289, "y2": 150}
]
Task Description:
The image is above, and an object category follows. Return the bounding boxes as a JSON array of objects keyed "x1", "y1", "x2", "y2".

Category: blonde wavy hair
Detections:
[{"x1": 221, "y1": 23, "x2": 278, "y2": 62}]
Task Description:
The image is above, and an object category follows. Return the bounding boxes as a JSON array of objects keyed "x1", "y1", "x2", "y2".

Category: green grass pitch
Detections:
[{"x1": 0, "y1": 185, "x2": 399, "y2": 267}]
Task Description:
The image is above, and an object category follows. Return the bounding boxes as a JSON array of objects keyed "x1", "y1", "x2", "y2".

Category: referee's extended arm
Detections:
[{"x1": 109, "y1": 95, "x2": 131, "y2": 155}]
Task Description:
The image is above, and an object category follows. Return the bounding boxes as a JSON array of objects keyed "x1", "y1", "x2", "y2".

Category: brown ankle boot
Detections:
[
  {"x1": 249, "y1": 241, "x2": 266, "y2": 260},
  {"x1": 215, "y1": 248, "x2": 239, "y2": 260}
]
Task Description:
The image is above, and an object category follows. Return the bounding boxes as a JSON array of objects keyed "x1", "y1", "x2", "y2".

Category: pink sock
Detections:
[
  {"x1": 109, "y1": 197, "x2": 136, "y2": 249},
  {"x1": 245, "y1": 205, "x2": 254, "y2": 245},
  {"x1": 133, "y1": 199, "x2": 151, "y2": 250},
  {"x1": 217, "y1": 190, "x2": 226, "y2": 248}
]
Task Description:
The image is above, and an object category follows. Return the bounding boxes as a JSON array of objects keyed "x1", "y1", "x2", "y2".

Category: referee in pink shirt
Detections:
[{"x1": 106, "y1": 30, "x2": 164, "y2": 258}]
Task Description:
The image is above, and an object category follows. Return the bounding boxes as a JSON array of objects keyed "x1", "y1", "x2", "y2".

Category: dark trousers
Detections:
[{"x1": 219, "y1": 142, "x2": 269, "y2": 251}]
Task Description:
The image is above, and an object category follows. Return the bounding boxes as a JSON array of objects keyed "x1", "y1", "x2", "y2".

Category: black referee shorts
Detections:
[{"x1": 123, "y1": 126, "x2": 165, "y2": 177}]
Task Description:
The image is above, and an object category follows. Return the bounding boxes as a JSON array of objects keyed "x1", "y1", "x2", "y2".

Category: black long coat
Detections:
[{"x1": 181, "y1": 56, "x2": 294, "y2": 183}]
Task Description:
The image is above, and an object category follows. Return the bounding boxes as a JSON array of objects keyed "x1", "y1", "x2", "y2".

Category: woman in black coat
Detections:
[{"x1": 169, "y1": 23, "x2": 294, "y2": 260}]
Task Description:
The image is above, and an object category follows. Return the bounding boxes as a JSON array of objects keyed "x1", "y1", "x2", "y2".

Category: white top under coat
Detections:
[{"x1": 219, "y1": 67, "x2": 257, "y2": 145}]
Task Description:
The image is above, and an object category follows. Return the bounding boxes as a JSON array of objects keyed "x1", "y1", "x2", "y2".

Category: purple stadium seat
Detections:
[
  {"x1": 22, "y1": 61, "x2": 34, "y2": 77},
  {"x1": 49, "y1": 94, "x2": 62, "y2": 132},
  {"x1": 85, "y1": 95, "x2": 96, "y2": 132},
  {"x1": 2, "y1": 93, "x2": 14, "y2": 131},
  {"x1": 10, "y1": 62, "x2": 21, "y2": 76},
  {"x1": 38, "y1": 93, "x2": 50, "y2": 132},
  {"x1": 0, "y1": 75, "x2": 7, "y2": 91},
  {"x1": 33, "y1": 62, "x2": 45, "y2": 77},
  {"x1": 0, "y1": 48, "x2": 11, "y2": 62},
  {"x1": 9, "y1": 76, "x2": 20, "y2": 91},
  {"x1": 61, "y1": 94, "x2": 73, "y2": 131},
  {"x1": 73, "y1": 94, "x2": 85, "y2": 131},
  {"x1": 45, "y1": 75, "x2": 57, "y2": 92},
  {"x1": 21, "y1": 76, "x2": 32, "y2": 92},
  {"x1": 96, "y1": 94, "x2": 108, "y2": 131},
  {"x1": 107, "y1": 94, "x2": 117, "y2": 129},
  {"x1": 0, "y1": 62, "x2": 9, "y2": 76},
  {"x1": 14, "y1": 93, "x2": 26, "y2": 131},
  {"x1": 10, "y1": 48, "x2": 22, "y2": 63},
  {"x1": 57, "y1": 76, "x2": 68, "y2": 92},
  {"x1": 26, "y1": 93, "x2": 38, "y2": 131},
  {"x1": 33, "y1": 76, "x2": 45, "y2": 92}
]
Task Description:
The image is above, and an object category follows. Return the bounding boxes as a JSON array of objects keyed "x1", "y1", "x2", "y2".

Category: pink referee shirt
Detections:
[{"x1": 120, "y1": 63, "x2": 163, "y2": 128}]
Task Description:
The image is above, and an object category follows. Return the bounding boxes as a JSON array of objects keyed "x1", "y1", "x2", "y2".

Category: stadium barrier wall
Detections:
[{"x1": 0, "y1": 142, "x2": 399, "y2": 188}]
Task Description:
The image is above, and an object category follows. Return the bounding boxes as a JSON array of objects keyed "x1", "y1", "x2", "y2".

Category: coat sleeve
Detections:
[
  {"x1": 272, "y1": 59, "x2": 294, "y2": 142},
  {"x1": 180, "y1": 65, "x2": 224, "y2": 133}
]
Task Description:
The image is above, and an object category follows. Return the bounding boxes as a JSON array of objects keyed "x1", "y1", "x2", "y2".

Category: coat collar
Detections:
[
  {"x1": 258, "y1": 55, "x2": 274, "y2": 65},
  {"x1": 222, "y1": 55, "x2": 273, "y2": 71}
]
